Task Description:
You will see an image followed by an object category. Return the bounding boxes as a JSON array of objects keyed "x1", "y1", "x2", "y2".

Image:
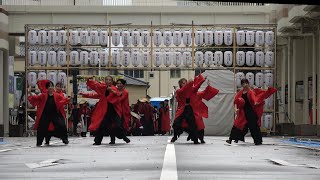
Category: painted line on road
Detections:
[
  {"x1": 160, "y1": 138, "x2": 178, "y2": 180},
  {"x1": 268, "y1": 159, "x2": 320, "y2": 169},
  {"x1": 0, "y1": 149, "x2": 13, "y2": 153}
]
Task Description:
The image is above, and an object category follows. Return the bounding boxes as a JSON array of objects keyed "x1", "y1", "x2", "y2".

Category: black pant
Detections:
[
  {"x1": 246, "y1": 121, "x2": 262, "y2": 144},
  {"x1": 37, "y1": 115, "x2": 68, "y2": 145}
]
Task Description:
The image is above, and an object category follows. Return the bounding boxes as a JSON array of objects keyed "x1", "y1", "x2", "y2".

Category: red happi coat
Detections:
[
  {"x1": 86, "y1": 79, "x2": 122, "y2": 131},
  {"x1": 81, "y1": 92, "x2": 100, "y2": 99},
  {"x1": 119, "y1": 89, "x2": 130, "y2": 131},
  {"x1": 159, "y1": 105, "x2": 171, "y2": 132},
  {"x1": 174, "y1": 80, "x2": 195, "y2": 120}
]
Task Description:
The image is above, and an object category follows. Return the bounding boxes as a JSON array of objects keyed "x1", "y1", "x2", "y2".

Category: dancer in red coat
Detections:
[{"x1": 158, "y1": 100, "x2": 171, "y2": 135}]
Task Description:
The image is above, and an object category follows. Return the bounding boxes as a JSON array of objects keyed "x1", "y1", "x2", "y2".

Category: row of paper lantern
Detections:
[
  {"x1": 236, "y1": 72, "x2": 274, "y2": 88},
  {"x1": 27, "y1": 71, "x2": 67, "y2": 87},
  {"x1": 28, "y1": 29, "x2": 274, "y2": 46},
  {"x1": 262, "y1": 114, "x2": 273, "y2": 129},
  {"x1": 28, "y1": 50, "x2": 274, "y2": 67}
]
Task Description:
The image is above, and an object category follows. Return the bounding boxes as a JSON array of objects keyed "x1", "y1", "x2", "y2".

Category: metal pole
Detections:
[
  {"x1": 304, "y1": 38, "x2": 309, "y2": 124},
  {"x1": 287, "y1": 37, "x2": 291, "y2": 122},
  {"x1": 312, "y1": 34, "x2": 316, "y2": 125}
]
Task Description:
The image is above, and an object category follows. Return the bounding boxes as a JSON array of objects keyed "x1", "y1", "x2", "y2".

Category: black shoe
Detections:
[
  {"x1": 123, "y1": 137, "x2": 130, "y2": 143},
  {"x1": 45, "y1": 142, "x2": 49, "y2": 146},
  {"x1": 234, "y1": 140, "x2": 238, "y2": 143},
  {"x1": 93, "y1": 142, "x2": 101, "y2": 145},
  {"x1": 62, "y1": 139, "x2": 69, "y2": 145},
  {"x1": 171, "y1": 136, "x2": 177, "y2": 143},
  {"x1": 254, "y1": 142, "x2": 262, "y2": 145},
  {"x1": 36, "y1": 144, "x2": 42, "y2": 147},
  {"x1": 109, "y1": 141, "x2": 115, "y2": 144},
  {"x1": 200, "y1": 140, "x2": 206, "y2": 144},
  {"x1": 187, "y1": 135, "x2": 191, "y2": 141},
  {"x1": 226, "y1": 140, "x2": 232, "y2": 144},
  {"x1": 194, "y1": 140, "x2": 200, "y2": 144}
]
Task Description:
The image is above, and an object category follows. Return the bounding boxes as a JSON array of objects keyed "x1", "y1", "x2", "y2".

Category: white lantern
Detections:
[
  {"x1": 265, "y1": 51, "x2": 274, "y2": 66},
  {"x1": 47, "y1": 71, "x2": 57, "y2": 85},
  {"x1": 70, "y1": 51, "x2": 80, "y2": 66},
  {"x1": 164, "y1": 31, "x2": 172, "y2": 46},
  {"x1": 266, "y1": 96, "x2": 274, "y2": 109},
  {"x1": 89, "y1": 51, "x2": 99, "y2": 66},
  {"x1": 28, "y1": 30, "x2": 37, "y2": 45},
  {"x1": 264, "y1": 114, "x2": 273, "y2": 129},
  {"x1": 195, "y1": 51, "x2": 204, "y2": 67},
  {"x1": 48, "y1": 30, "x2": 56, "y2": 45},
  {"x1": 204, "y1": 51, "x2": 214, "y2": 66},
  {"x1": 153, "y1": 31, "x2": 162, "y2": 46},
  {"x1": 57, "y1": 51, "x2": 66, "y2": 66},
  {"x1": 80, "y1": 31, "x2": 89, "y2": 45},
  {"x1": 246, "y1": 51, "x2": 255, "y2": 66},
  {"x1": 122, "y1": 51, "x2": 131, "y2": 67},
  {"x1": 69, "y1": 31, "x2": 79, "y2": 45},
  {"x1": 214, "y1": 30, "x2": 223, "y2": 46},
  {"x1": 38, "y1": 30, "x2": 47, "y2": 45},
  {"x1": 224, "y1": 51, "x2": 233, "y2": 66},
  {"x1": 90, "y1": 31, "x2": 99, "y2": 45},
  {"x1": 224, "y1": 30, "x2": 233, "y2": 46},
  {"x1": 28, "y1": 72, "x2": 37, "y2": 87},
  {"x1": 256, "y1": 30, "x2": 265, "y2": 45},
  {"x1": 57, "y1": 72, "x2": 67, "y2": 86},
  {"x1": 38, "y1": 51, "x2": 47, "y2": 66},
  {"x1": 80, "y1": 51, "x2": 89, "y2": 65},
  {"x1": 182, "y1": 52, "x2": 192, "y2": 66},
  {"x1": 154, "y1": 51, "x2": 162, "y2": 67},
  {"x1": 132, "y1": 50, "x2": 140, "y2": 67},
  {"x1": 236, "y1": 51, "x2": 245, "y2": 66},
  {"x1": 255, "y1": 72, "x2": 264, "y2": 87},
  {"x1": 265, "y1": 72, "x2": 273, "y2": 87},
  {"x1": 246, "y1": 72, "x2": 254, "y2": 87},
  {"x1": 122, "y1": 30, "x2": 131, "y2": 46},
  {"x1": 48, "y1": 51, "x2": 57, "y2": 66},
  {"x1": 99, "y1": 31, "x2": 108, "y2": 46},
  {"x1": 204, "y1": 31, "x2": 213, "y2": 46},
  {"x1": 173, "y1": 31, "x2": 182, "y2": 46},
  {"x1": 28, "y1": 51, "x2": 37, "y2": 66},
  {"x1": 245, "y1": 31, "x2": 255, "y2": 46},
  {"x1": 195, "y1": 30, "x2": 204, "y2": 46},
  {"x1": 58, "y1": 30, "x2": 66, "y2": 45},
  {"x1": 256, "y1": 51, "x2": 264, "y2": 67},
  {"x1": 236, "y1": 72, "x2": 245, "y2": 88},
  {"x1": 112, "y1": 30, "x2": 120, "y2": 46},
  {"x1": 99, "y1": 51, "x2": 108, "y2": 66},
  {"x1": 141, "y1": 30, "x2": 150, "y2": 47},
  {"x1": 173, "y1": 52, "x2": 182, "y2": 67},
  {"x1": 112, "y1": 51, "x2": 121, "y2": 67},
  {"x1": 265, "y1": 31, "x2": 274, "y2": 46},
  {"x1": 236, "y1": 30, "x2": 245, "y2": 46},
  {"x1": 163, "y1": 51, "x2": 172, "y2": 67},
  {"x1": 38, "y1": 71, "x2": 47, "y2": 81},
  {"x1": 141, "y1": 51, "x2": 150, "y2": 67},
  {"x1": 214, "y1": 51, "x2": 223, "y2": 65},
  {"x1": 183, "y1": 31, "x2": 192, "y2": 46},
  {"x1": 132, "y1": 31, "x2": 140, "y2": 46}
]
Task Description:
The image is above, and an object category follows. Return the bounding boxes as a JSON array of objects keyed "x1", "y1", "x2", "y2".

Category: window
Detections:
[
  {"x1": 195, "y1": 69, "x2": 205, "y2": 76},
  {"x1": 170, "y1": 69, "x2": 181, "y2": 79},
  {"x1": 124, "y1": 70, "x2": 144, "y2": 78}
]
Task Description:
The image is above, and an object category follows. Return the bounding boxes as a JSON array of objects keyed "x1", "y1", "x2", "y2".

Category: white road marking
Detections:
[
  {"x1": 0, "y1": 149, "x2": 13, "y2": 153},
  {"x1": 25, "y1": 159, "x2": 61, "y2": 169},
  {"x1": 268, "y1": 159, "x2": 320, "y2": 169},
  {"x1": 160, "y1": 138, "x2": 178, "y2": 180}
]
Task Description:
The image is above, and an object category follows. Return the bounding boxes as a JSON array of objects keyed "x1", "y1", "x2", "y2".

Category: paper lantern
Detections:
[
  {"x1": 38, "y1": 51, "x2": 47, "y2": 66},
  {"x1": 245, "y1": 31, "x2": 255, "y2": 46},
  {"x1": 132, "y1": 50, "x2": 140, "y2": 67},
  {"x1": 80, "y1": 51, "x2": 89, "y2": 65},
  {"x1": 236, "y1": 72, "x2": 245, "y2": 88},
  {"x1": 164, "y1": 31, "x2": 172, "y2": 46},
  {"x1": 266, "y1": 96, "x2": 274, "y2": 109},
  {"x1": 246, "y1": 51, "x2": 255, "y2": 66},
  {"x1": 112, "y1": 30, "x2": 120, "y2": 46},
  {"x1": 38, "y1": 30, "x2": 47, "y2": 45},
  {"x1": 48, "y1": 51, "x2": 57, "y2": 66},
  {"x1": 28, "y1": 72, "x2": 37, "y2": 87},
  {"x1": 183, "y1": 31, "x2": 192, "y2": 46},
  {"x1": 182, "y1": 52, "x2": 192, "y2": 66},
  {"x1": 265, "y1": 72, "x2": 273, "y2": 87},
  {"x1": 153, "y1": 31, "x2": 162, "y2": 46},
  {"x1": 69, "y1": 31, "x2": 79, "y2": 45},
  {"x1": 28, "y1": 30, "x2": 37, "y2": 45},
  {"x1": 112, "y1": 51, "x2": 121, "y2": 67},
  {"x1": 122, "y1": 30, "x2": 131, "y2": 46},
  {"x1": 141, "y1": 51, "x2": 150, "y2": 67},
  {"x1": 89, "y1": 51, "x2": 99, "y2": 66},
  {"x1": 99, "y1": 31, "x2": 108, "y2": 46},
  {"x1": 90, "y1": 31, "x2": 99, "y2": 45},
  {"x1": 122, "y1": 51, "x2": 131, "y2": 67},
  {"x1": 58, "y1": 30, "x2": 66, "y2": 45},
  {"x1": 264, "y1": 114, "x2": 273, "y2": 129},
  {"x1": 195, "y1": 51, "x2": 204, "y2": 67},
  {"x1": 163, "y1": 51, "x2": 172, "y2": 67},
  {"x1": 214, "y1": 30, "x2": 223, "y2": 46},
  {"x1": 255, "y1": 72, "x2": 264, "y2": 87},
  {"x1": 265, "y1": 51, "x2": 274, "y2": 66},
  {"x1": 195, "y1": 30, "x2": 203, "y2": 46},
  {"x1": 132, "y1": 31, "x2": 140, "y2": 46},
  {"x1": 99, "y1": 51, "x2": 108, "y2": 66},
  {"x1": 204, "y1": 31, "x2": 213, "y2": 46},
  {"x1": 265, "y1": 31, "x2": 274, "y2": 46},
  {"x1": 141, "y1": 30, "x2": 150, "y2": 47},
  {"x1": 47, "y1": 71, "x2": 57, "y2": 85},
  {"x1": 173, "y1": 31, "x2": 182, "y2": 46},
  {"x1": 154, "y1": 51, "x2": 162, "y2": 67},
  {"x1": 236, "y1": 30, "x2": 245, "y2": 46},
  {"x1": 57, "y1": 51, "x2": 66, "y2": 66},
  {"x1": 38, "y1": 71, "x2": 47, "y2": 81},
  {"x1": 48, "y1": 30, "x2": 56, "y2": 45},
  {"x1": 224, "y1": 30, "x2": 233, "y2": 46},
  {"x1": 70, "y1": 51, "x2": 80, "y2": 66},
  {"x1": 28, "y1": 51, "x2": 37, "y2": 66},
  {"x1": 224, "y1": 51, "x2": 233, "y2": 66},
  {"x1": 246, "y1": 72, "x2": 254, "y2": 87},
  {"x1": 256, "y1": 51, "x2": 264, "y2": 67},
  {"x1": 214, "y1": 51, "x2": 223, "y2": 66},
  {"x1": 173, "y1": 52, "x2": 182, "y2": 67},
  {"x1": 80, "y1": 31, "x2": 89, "y2": 45},
  {"x1": 204, "y1": 51, "x2": 214, "y2": 66},
  {"x1": 256, "y1": 30, "x2": 264, "y2": 45},
  {"x1": 57, "y1": 72, "x2": 67, "y2": 86},
  {"x1": 236, "y1": 51, "x2": 245, "y2": 66}
]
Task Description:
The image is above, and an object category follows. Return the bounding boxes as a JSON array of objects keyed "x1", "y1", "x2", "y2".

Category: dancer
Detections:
[{"x1": 158, "y1": 100, "x2": 171, "y2": 135}]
